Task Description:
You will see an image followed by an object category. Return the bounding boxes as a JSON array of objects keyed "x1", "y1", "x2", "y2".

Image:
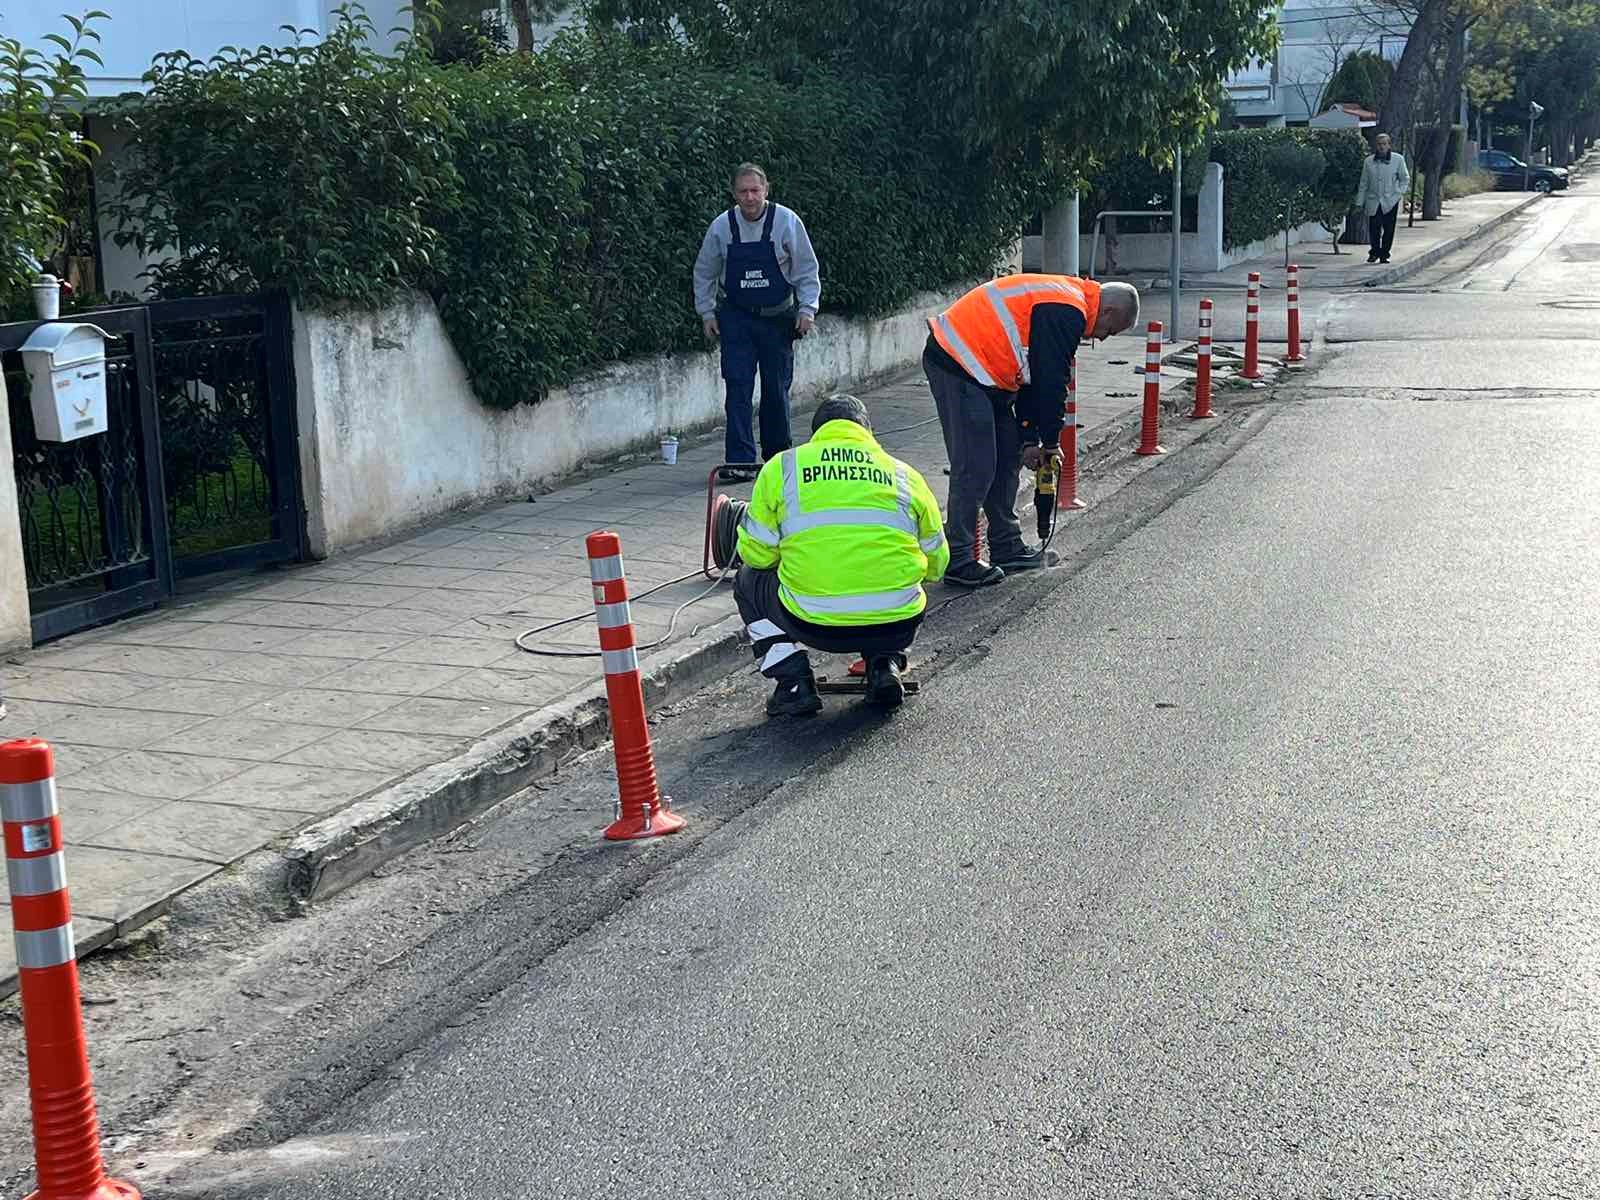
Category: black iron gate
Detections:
[{"x1": 3, "y1": 292, "x2": 304, "y2": 642}]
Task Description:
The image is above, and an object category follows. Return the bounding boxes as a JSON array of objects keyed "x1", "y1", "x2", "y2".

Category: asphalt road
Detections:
[{"x1": 49, "y1": 178, "x2": 1600, "y2": 1200}]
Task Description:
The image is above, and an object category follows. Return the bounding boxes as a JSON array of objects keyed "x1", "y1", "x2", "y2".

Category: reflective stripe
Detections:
[
  {"x1": 588, "y1": 554, "x2": 624, "y2": 583},
  {"x1": 760, "y1": 642, "x2": 801, "y2": 671},
  {"x1": 0, "y1": 778, "x2": 56, "y2": 823},
  {"x1": 780, "y1": 450, "x2": 801, "y2": 518},
  {"x1": 747, "y1": 619, "x2": 786, "y2": 640},
  {"x1": 594, "y1": 602, "x2": 631, "y2": 629},
  {"x1": 7, "y1": 850, "x2": 66, "y2": 897},
  {"x1": 740, "y1": 513, "x2": 781, "y2": 547},
  {"x1": 781, "y1": 583, "x2": 923, "y2": 614},
  {"x1": 992, "y1": 280, "x2": 1083, "y2": 302},
  {"x1": 601, "y1": 647, "x2": 638, "y2": 675},
  {"x1": 920, "y1": 531, "x2": 947, "y2": 553},
  {"x1": 780, "y1": 508, "x2": 919, "y2": 538},
  {"x1": 983, "y1": 287, "x2": 1031, "y2": 385},
  {"x1": 14, "y1": 924, "x2": 74, "y2": 969},
  {"x1": 933, "y1": 315, "x2": 998, "y2": 387}
]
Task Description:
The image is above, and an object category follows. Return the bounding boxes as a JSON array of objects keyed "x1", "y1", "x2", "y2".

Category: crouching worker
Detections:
[{"x1": 734, "y1": 394, "x2": 950, "y2": 716}]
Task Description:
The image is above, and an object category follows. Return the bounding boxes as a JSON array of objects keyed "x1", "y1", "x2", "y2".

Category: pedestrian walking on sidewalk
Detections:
[
  {"x1": 693, "y1": 162, "x2": 822, "y2": 483},
  {"x1": 1356, "y1": 133, "x2": 1410, "y2": 265},
  {"x1": 734, "y1": 395, "x2": 948, "y2": 716},
  {"x1": 923, "y1": 274, "x2": 1141, "y2": 587}
]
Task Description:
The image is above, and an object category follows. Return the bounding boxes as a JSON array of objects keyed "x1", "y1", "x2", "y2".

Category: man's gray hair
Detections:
[
  {"x1": 812, "y1": 393, "x2": 871, "y2": 433},
  {"x1": 731, "y1": 162, "x2": 768, "y2": 188},
  {"x1": 1097, "y1": 281, "x2": 1141, "y2": 336}
]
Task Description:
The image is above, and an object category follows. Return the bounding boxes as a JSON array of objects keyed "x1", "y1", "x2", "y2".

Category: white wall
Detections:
[
  {"x1": 291, "y1": 288, "x2": 964, "y2": 556},
  {"x1": 0, "y1": 373, "x2": 31, "y2": 652},
  {"x1": 4, "y1": 1, "x2": 412, "y2": 96}
]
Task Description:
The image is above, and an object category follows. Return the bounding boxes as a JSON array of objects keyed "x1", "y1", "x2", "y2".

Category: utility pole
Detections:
[
  {"x1": 1169, "y1": 145, "x2": 1181, "y2": 342},
  {"x1": 1068, "y1": 192, "x2": 1080, "y2": 276},
  {"x1": 1526, "y1": 100, "x2": 1544, "y2": 190}
]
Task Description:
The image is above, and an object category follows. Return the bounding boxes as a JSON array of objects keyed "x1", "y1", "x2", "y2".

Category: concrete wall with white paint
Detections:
[
  {"x1": 292, "y1": 287, "x2": 965, "y2": 556},
  {"x1": 0, "y1": 373, "x2": 31, "y2": 652}
]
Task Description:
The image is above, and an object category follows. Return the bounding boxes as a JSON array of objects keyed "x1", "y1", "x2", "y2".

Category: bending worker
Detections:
[
  {"x1": 734, "y1": 394, "x2": 949, "y2": 717},
  {"x1": 924, "y1": 274, "x2": 1141, "y2": 586},
  {"x1": 694, "y1": 162, "x2": 822, "y2": 481}
]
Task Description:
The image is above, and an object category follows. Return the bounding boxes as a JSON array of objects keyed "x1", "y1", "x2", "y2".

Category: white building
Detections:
[{"x1": 1226, "y1": 1, "x2": 1408, "y2": 128}]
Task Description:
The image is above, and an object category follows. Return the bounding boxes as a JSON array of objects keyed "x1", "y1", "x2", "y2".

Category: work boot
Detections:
[
  {"x1": 767, "y1": 672, "x2": 823, "y2": 717},
  {"x1": 944, "y1": 560, "x2": 1004, "y2": 588},
  {"x1": 718, "y1": 467, "x2": 758, "y2": 483},
  {"x1": 864, "y1": 655, "x2": 906, "y2": 709},
  {"x1": 992, "y1": 544, "x2": 1046, "y2": 572}
]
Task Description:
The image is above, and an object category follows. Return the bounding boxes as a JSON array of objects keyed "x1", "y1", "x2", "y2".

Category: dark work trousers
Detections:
[
  {"x1": 734, "y1": 565, "x2": 921, "y2": 680},
  {"x1": 922, "y1": 346, "x2": 1026, "y2": 567},
  {"x1": 720, "y1": 305, "x2": 795, "y2": 465},
  {"x1": 1369, "y1": 204, "x2": 1399, "y2": 260}
]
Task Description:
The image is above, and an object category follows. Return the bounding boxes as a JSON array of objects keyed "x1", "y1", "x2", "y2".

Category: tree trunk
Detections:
[
  {"x1": 508, "y1": 0, "x2": 536, "y2": 51},
  {"x1": 1421, "y1": 9, "x2": 1468, "y2": 220},
  {"x1": 1379, "y1": 0, "x2": 1451, "y2": 146}
]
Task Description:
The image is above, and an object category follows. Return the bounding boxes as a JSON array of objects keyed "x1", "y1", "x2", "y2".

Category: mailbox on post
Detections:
[{"x1": 19, "y1": 322, "x2": 111, "y2": 442}]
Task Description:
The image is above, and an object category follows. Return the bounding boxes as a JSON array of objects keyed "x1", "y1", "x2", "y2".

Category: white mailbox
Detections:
[{"x1": 20, "y1": 323, "x2": 112, "y2": 443}]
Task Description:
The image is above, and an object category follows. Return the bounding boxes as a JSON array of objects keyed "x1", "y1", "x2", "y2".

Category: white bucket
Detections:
[
  {"x1": 32, "y1": 275, "x2": 61, "y2": 321},
  {"x1": 660, "y1": 435, "x2": 679, "y2": 465}
]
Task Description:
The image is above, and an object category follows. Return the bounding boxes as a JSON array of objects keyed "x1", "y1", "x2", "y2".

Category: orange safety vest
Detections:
[{"x1": 929, "y1": 274, "x2": 1102, "y2": 392}]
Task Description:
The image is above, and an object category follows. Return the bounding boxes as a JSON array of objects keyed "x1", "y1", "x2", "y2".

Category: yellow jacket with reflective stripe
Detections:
[{"x1": 735, "y1": 420, "x2": 950, "y2": 626}]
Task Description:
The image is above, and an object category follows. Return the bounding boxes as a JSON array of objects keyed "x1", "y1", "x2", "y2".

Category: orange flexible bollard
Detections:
[
  {"x1": 587, "y1": 532, "x2": 685, "y2": 841},
  {"x1": 2, "y1": 737, "x2": 141, "y2": 1200},
  {"x1": 1192, "y1": 298, "x2": 1216, "y2": 420},
  {"x1": 1242, "y1": 271, "x2": 1262, "y2": 380},
  {"x1": 1286, "y1": 263, "x2": 1303, "y2": 363},
  {"x1": 1135, "y1": 322, "x2": 1167, "y2": 457},
  {"x1": 1058, "y1": 355, "x2": 1086, "y2": 511}
]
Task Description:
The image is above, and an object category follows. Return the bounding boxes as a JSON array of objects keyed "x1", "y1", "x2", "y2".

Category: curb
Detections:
[
  {"x1": 1359, "y1": 193, "x2": 1544, "y2": 288},
  {"x1": 282, "y1": 611, "x2": 749, "y2": 903}
]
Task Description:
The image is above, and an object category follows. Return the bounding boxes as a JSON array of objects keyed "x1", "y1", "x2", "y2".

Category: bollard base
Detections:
[
  {"x1": 1189, "y1": 410, "x2": 1217, "y2": 420},
  {"x1": 604, "y1": 800, "x2": 686, "y2": 841},
  {"x1": 1056, "y1": 497, "x2": 1087, "y2": 511},
  {"x1": 1135, "y1": 444, "x2": 1168, "y2": 456},
  {"x1": 27, "y1": 1180, "x2": 142, "y2": 1200}
]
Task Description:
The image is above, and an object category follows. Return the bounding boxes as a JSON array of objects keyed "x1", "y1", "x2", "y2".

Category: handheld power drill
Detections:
[{"x1": 1032, "y1": 449, "x2": 1059, "y2": 541}]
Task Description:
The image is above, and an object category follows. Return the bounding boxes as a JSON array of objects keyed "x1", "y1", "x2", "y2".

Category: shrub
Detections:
[
  {"x1": 108, "y1": 10, "x2": 1044, "y2": 409},
  {"x1": 1443, "y1": 168, "x2": 1496, "y2": 199},
  {"x1": 1208, "y1": 128, "x2": 1364, "y2": 250}
]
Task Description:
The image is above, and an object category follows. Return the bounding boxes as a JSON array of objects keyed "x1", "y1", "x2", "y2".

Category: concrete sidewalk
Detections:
[{"x1": 0, "y1": 337, "x2": 1218, "y2": 992}]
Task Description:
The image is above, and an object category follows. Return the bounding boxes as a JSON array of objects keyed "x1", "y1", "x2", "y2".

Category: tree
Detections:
[
  {"x1": 1264, "y1": 139, "x2": 1328, "y2": 264},
  {"x1": 586, "y1": 0, "x2": 1280, "y2": 178},
  {"x1": 0, "y1": 11, "x2": 106, "y2": 301},
  {"x1": 1380, "y1": 0, "x2": 1453, "y2": 146},
  {"x1": 1322, "y1": 50, "x2": 1397, "y2": 110}
]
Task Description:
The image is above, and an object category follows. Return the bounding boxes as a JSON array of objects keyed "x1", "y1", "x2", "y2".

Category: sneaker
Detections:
[
  {"x1": 718, "y1": 467, "x2": 758, "y2": 483},
  {"x1": 767, "y1": 674, "x2": 823, "y2": 717},
  {"x1": 1367, "y1": 254, "x2": 1379, "y2": 264},
  {"x1": 1379, "y1": 256, "x2": 1391, "y2": 264},
  {"x1": 864, "y1": 655, "x2": 905, "y2": 709},
  {"x1": 944, "y1": 560, "x2": 1004, "y2": 588},
  {"x1": 992, "y1": 545, "x2": 1046, "y2": 571}
]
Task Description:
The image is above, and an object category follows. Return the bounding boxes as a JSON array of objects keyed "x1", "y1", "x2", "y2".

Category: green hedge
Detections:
[
  {"x1": 1209, "y1": 128, "x2": 1365, "y2": 249},
  {"x1": 109, "y1": 14, "x2": 1041, "y2": 409}
]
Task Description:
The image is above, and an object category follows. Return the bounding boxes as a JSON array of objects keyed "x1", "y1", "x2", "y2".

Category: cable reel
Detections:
[{"x1": 709, "y1": 493, "x2": 749, "y2": 572}]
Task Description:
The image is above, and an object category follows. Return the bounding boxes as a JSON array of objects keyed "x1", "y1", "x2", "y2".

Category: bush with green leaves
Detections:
[
  {"x1": 109, "y1": 11, "x2": 1043, "y2": 409},
  {"x1": 1208, "y1": 128, "x2": 1365, "y2": 250},
  {"x1": 1, "y1": 10, "x2": 105, "y2": 304}
]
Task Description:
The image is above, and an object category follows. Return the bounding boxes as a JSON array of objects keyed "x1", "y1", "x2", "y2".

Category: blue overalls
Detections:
[{"x1": 719, "y1": 204, "x2": 796, "y2": 464}]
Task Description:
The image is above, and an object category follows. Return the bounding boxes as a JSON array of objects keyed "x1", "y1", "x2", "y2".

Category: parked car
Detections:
[{"x1": 1477, "y1": 149, "x2": 1570, "y2": 193}]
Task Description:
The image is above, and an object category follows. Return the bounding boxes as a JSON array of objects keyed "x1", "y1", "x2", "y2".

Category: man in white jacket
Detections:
[{"x1": 1355, "y1": 133, "x2": 1411, "y2": 266}]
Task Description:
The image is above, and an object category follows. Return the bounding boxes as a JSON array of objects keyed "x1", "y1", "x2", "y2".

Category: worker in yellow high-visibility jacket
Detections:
[{"x1": 734, "y1": 394, "x2": 950, "y2": 716}]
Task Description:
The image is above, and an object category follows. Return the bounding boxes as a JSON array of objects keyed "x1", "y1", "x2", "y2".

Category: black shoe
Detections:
[
  {"x1": 944, "y1": 560, "x2": 1005, "y2": 588},
  {"x1": 1379, "y1": 256, "x2": 1391, "y2": 264},
  {"x1": 992, "y1": 545, "x2": 1046, "y2": 571},
  {"x1": 767, "y1": 674, "x2": 823, "y2": 717},
  {"x1": 718, "y1": 467, "x2": 758, "y2": 483},
  {"x1": 864, "y1": 655, "x2": 905, "y2": 709},
  {"x1": 1367, "y1": 254, "x2": 1378, "y2": 264}
]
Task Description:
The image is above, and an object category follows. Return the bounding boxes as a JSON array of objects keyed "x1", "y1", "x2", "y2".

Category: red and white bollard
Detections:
[
  {"x1": 587, "y1": 531, "x2": 685, "y2": 841},
  {"x1": 1242, "y1": 271, "x2": 1262, "y2": 380},
  {"x1": 1136, "y1": 322, "x2": 1166, "y2": 457},
  {"x1": 2, "y1": 737, "x2": 141, "y2": 1200},
  {"x1": 1192, "y1": 298, "x2": 1215, "y2": 420},
  {"x1": 1058, "y1": 355, "x2": 1086, "y2": 511},
  {"x1": 1285, "y1": 263, "x2": 1303, "y2": 363}
]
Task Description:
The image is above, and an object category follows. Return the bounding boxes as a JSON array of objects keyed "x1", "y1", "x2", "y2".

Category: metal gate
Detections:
[{"x1": 3, "y1": 292, "x2": 304, "y2": 642}]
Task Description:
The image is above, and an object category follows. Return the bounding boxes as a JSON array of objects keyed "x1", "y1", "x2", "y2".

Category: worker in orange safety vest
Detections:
[{"x1": 923, "y1": 274, "x2": 1141, "y2": 586}]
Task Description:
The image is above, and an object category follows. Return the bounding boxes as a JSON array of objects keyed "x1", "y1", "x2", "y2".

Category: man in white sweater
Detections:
[
  {"x1": 693, "y1": 163, "x2": 822, "y2": 481},
  {"x1": 1355, "y1": 133, "x2": 1411, "y2": 266}
]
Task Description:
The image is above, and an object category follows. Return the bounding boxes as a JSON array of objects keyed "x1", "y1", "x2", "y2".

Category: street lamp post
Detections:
[{"x1": 1526, "y1": 100, "x2": 1545, "y2": 191}]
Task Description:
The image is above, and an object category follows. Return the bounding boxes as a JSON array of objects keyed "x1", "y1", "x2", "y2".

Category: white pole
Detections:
[
  {"x1": 1067, "y1": 191, "x2": 1080, "y2": 276},
  {"x1": 1169, "y1": 145, "x2": 1181, "y2": 342}
]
